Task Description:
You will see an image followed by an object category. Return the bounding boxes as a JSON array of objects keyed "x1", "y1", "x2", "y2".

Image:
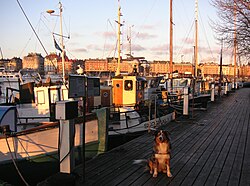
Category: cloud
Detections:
[
  {"x1": 131, "y1": 44, "x2": 146, "y2": 51},
  {"x1": 140, "y1": 24, "x2": 155, "y2": 30},
  {"x1": 151, "y1": 44, "x2": 169, "y2": 52},
  {"x1": 72, "y1": 48, "x2": 88, "y2": 53},
  {"x1": 71, "y1": 32, "x2": 84, "y2": 38},
  {"x1": 181, "y1": 37, "x2": 194, "y2": 45},
  {"x1": 181, "y1": 47, "x2": 194, "y2": 55},
  {"x1": 93, "y1": 31, "x2": 116, "y2": 39},
  {"x1": 103, "y1": 43, "x2": 116, "y2": 51},
  {"x1": 86, "y1": 44, "x2": 102, "y2": 51},
  {"x1": 102, "y1": 31, "x2": 116, "y2": 38},
  {"x1": 136, "y1": 32, "x2": 157, "y2": 40}
]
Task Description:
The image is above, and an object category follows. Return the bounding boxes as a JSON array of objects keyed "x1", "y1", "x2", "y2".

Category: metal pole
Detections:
[
  {"x1": 211, "y1": 83, "x2": 215, "y2": 102},
  {"x1": 59, "y1": 2, "x2": 65, "y2": 83},
  {"x1": 154, "y1": 96, "x2": 157, "y2": 128},
  {"x1": 195, "y1": 0, "x2": 198, "y2": 78},
  {"x1": 82, "y1": 77, "x2": 87, "y2": 182},
  {"x1": 183, "y1": 87, "x2": 189, "y2": 116},
  {"x1": 82, "y1": 96, "x2": 86, "y2": 182},
  {"x1": 116, "y1": 2, "x2": 121, "y2": 76},
  {"x1": 148, "y1": 100, "x2": 151, "y2": 133}
]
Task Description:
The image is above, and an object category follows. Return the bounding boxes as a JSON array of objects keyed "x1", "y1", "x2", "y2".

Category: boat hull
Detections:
[{"x1": 108, "y1": 111, "x2": 175, "y2": 137}]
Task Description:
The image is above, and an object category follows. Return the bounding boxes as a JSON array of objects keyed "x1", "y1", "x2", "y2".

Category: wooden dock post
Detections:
[
  {"x1": 211, "y1": 83, "x2": 215, "y2": 102},
  {"x1": 183, "y1": 86, "x2": 189, "y2": 116},
  {"x1": 225, "y1": 82, "x2": 228, "y2": 95},
  {"x1": 56, "y1": 100, "x2": 78, "y2": 174},
  {"x1": 59, "y1": 119, "x2": 75, "y2": 173}
]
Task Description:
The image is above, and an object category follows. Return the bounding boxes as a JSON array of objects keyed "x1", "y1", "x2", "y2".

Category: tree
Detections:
[{"x1": 211, "y1": 0, "x2": 250, "y2": 59}]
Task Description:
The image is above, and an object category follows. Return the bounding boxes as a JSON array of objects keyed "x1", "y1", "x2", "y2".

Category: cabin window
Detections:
[
  {"x1": 116, "y1": 83, "x2": 120, "y2": 88},
  {"x1": 179, "y1": 79, "x2": 188, "y2": 87},
  {"x1": 37, "y1": 90, "x2": 45, "y2": 104},
  {"x1": 125, "y1": 80, "x2": 133, "y2": 91}
]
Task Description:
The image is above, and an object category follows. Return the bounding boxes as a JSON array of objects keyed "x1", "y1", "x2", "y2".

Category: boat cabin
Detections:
[{"x1": 112, "y1": 75, "x2": 147, "y2": 106}]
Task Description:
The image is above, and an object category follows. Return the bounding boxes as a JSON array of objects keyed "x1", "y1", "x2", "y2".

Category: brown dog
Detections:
[
  {"x1": 133, "y1": 129, "x2": 172, "y2": 177},
  {"x1": 149, "y1": 129, "x2": 172, "y2": 177}
]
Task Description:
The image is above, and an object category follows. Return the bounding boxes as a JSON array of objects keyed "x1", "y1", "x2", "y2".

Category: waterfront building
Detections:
[
  {"x1": 44, "y1": 53, "x2": 59, "y2": 75},
  {"x1": 173, "y1": 62, "x2": 193, "y2": 75},
  {"x1": 85, "y1": 58, "x2": 108, "y2": 75},
  {"x1": 9, "y1": 57, "x2": 22, "y2": 71},
  {"x1": 23, "y1": 53, "x2": 44, "y2": 75},
  {"x1": 150, "y1": 61, "x2": 170, "y2": 76}
]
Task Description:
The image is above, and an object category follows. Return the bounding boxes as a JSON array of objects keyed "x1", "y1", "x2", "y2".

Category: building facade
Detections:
[{"x1": 23, "y1": 53, "x2": 44, "y2": 75}]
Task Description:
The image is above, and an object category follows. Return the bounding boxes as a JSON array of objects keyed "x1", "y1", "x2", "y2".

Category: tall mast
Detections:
[
  {"x1": 59, "y1": 1, "x2": 65, "y2": 83},
  {"x1": 169, "y1": 0, "x2": 173, "y2": 77},
  {"x1": 194, "y1": 0, "x2": 198, "y2": 78},
  {"x1": 127, "y1": 25, "x2": 133, "y2": 57},
  {"x1": 0, "y1": 47, "x2": 3, "y2": 60},
  {"x1": 115, "y1": 1, "x2": 122, "y2": 76},
  {"x1": 233, "y1": 2, "x2": 237, "y2": 85}
]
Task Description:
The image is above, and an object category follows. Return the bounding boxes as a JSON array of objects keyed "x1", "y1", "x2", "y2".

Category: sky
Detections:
[{"x1": 0, "y1": 0, "x2": 235, "y2": 64}]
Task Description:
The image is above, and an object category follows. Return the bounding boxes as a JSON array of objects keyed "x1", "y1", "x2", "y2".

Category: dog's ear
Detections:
[
  {"x1": 163, "y1": 130, "x2": 170, "y2": 137},
  {"x1": 154, "y1": 129, "x2": 160, "y2": 136}
]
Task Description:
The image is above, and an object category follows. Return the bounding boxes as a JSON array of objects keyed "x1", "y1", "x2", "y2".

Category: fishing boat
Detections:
[
  {"x1": 0, "y1": 104, "x2": 108, "y2": 185},
  {"x1": 105, "y1": 2, "x2": 175, "y2": 142},
  {"x1": 0, "y1": 2, "x2": 110, "y2": 185}
]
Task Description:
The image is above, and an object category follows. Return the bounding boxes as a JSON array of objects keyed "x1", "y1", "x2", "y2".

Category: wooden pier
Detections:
[{"x1": 59, "y1": 88, "x2": 250, "y2": 185}]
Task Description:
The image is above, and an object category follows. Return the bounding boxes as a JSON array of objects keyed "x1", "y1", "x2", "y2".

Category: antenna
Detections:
[
  {"x1": 115, "y1": 1, "x2": 123, "y2": 76},
  {"x1": 194, "y1": 0, "x2": 198, "y2": 78}
]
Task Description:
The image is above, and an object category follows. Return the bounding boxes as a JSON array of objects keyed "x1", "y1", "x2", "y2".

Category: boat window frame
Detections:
[{"x1": 124, "y1": 80, "x2": 133, "y2": 91}]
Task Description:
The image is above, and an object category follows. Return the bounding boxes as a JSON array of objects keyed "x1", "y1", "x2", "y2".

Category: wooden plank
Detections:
[{"x1": 72, "y1": 88, "x2": 250, "y2": 186}]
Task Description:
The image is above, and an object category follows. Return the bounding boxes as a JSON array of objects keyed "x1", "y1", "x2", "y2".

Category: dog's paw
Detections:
[
  {"x1": 167, "y1": 172, "x2": 172, "y2": 177},
  {"x1": 153, "y1": 173, "x2": 158, "y2": 178}
]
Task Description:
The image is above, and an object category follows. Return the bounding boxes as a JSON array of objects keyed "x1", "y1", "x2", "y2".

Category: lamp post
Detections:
[{"x1": 47, "y1": 2, "x2": 65, "y2": 83}]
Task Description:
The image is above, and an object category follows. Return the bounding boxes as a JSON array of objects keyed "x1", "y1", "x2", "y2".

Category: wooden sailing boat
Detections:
[{"x1": 110, "y1": 1, "x2": 175, "y2": 136}]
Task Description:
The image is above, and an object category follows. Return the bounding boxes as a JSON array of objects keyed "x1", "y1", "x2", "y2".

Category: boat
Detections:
[
  {"x1": 0, "y1": 104, "x2": 108, "y2": 185},
  {"x1": 104, "y1": 2, "x2": 176, "y2": 142},
  {"x1": 0, "y1": 2, "x2": 109, "y2": 185}
]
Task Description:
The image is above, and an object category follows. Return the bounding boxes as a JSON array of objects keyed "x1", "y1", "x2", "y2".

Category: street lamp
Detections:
[{"x1": 47, "y1": 2, "x2": 65, "y2": 83}]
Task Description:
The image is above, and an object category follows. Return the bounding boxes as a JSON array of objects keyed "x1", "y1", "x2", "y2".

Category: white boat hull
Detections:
[
  {"x1": 0, "y1": 120, "x2": 98, "y2": 164},
  {"x1": 108, "y1": 112, "x2": 175, "y2": 136}
]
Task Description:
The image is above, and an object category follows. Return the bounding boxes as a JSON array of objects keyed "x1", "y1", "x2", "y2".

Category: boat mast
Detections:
[
  {"x1": 169, "y1": 0, "x2": 173, "y2": 77},
  {"x1": 194, "y1": 0, "x2": 198, "y2": 78},
  {"x1": 115, "y1": 1, "x2": 122, "y2": 76},
  {"x1": 0, "y1": 47, "x2": 3, "y2": 60},
  {"x1": 233, "y1": 2, "x2": 237, "y2": 86},
  {"x1": 59, "y1": 1, "x2": 66, "y2": 83},
  {"x1": 219, "y1": 39, "x2": 223, "y2": 97},
  {"x1": 127, "y1": 25, "x2": 133, "y2": 57}
]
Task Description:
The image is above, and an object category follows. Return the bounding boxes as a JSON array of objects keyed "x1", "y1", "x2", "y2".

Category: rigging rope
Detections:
[
  {"x1": 198, "y1": 9, "x2": 216, "y2": 62},
  {"x1": 5, "y1": 137, "x2": 30, "y2": 186},
  {"x1": 16, "y1": 0, "x2": 57, "y2": 71}
]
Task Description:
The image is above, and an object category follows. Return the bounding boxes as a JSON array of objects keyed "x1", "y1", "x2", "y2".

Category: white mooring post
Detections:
[
  {"x1": 59, "y1": 119, "x2": 75, "y2": 173},
  {"x1": 56, "y1": 100, "x2": 78, "y2": 173},
  {"x1": 211, "y1": 83, "x2": 215, "y2": 102},
  {"x1": 183, "y1": 87, "x2": 189, "y2": 116},
  {"x1": 225, "y1": 82, "x2": 228, "y2": 95}
]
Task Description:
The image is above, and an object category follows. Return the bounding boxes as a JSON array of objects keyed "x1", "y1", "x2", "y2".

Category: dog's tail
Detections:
[
  {"x1": 133, "y1": 159, "x2": 149, "y2": 172},
  {"x1": 133, "y1": 159, "x2": 147, "y2": 165}
]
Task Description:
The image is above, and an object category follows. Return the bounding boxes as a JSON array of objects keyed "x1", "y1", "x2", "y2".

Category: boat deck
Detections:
[{"x1": 76, "y1": 88, "x2": 249, "y2": 185}]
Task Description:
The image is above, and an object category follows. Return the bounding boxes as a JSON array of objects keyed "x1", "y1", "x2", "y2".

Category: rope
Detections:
[{"x1": 5, "y1": 137, "x2": 30, "y2": 186}]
